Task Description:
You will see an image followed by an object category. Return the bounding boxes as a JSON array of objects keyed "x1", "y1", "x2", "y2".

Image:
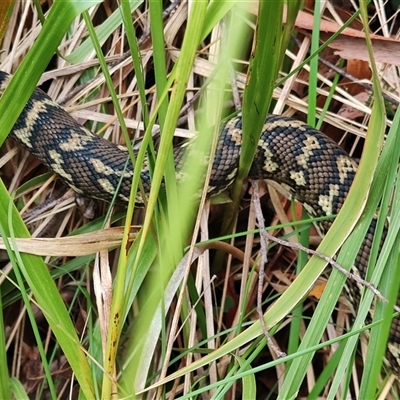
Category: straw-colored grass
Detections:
[{"x1": 1, "y1": 1, "x2": 400, "y2": 399}]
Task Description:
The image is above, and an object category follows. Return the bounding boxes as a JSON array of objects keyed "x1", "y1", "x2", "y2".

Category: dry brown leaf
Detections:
[
  {"x1": 346, "y1": 58, "x2": 371, "y2": 80},
  {"x1": 320, "y1": 32, "x2": 400, "y2": 66},
  {"x1": 337, "y1": 92, "x2": 370, "y2": 119},
  {"x1": 245, "y1": 3, "x2": 400, "y2": 66},
  {"x1": 309, "y1": 280, "x2": 327, "y2": 300},
  {"x1": 298, "y1": 11, "x2": 400, "y2": 66}
]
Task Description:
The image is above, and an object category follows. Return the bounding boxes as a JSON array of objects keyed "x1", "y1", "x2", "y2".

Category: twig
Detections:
[
  {"x1": 251, "y1": 180, "x2": 286, "y2": 358},
  {"x1": 251, "y1": 179, "x2": 400, "y2": 314},
  {"x1": 22, "y1": 188, "x2": 74, "y2": 224}
]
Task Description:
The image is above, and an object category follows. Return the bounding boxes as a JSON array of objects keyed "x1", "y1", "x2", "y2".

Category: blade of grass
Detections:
[
  {"x1": 102, "y1": 2, "x2": 210, "y2": 396},
  {"x1": 120, "y1": 0, "x2": 149, "y2": 127},
  {"x1": 278, "y1": 0, "x2": 386, "y2": 394},
  {"x1": 0, "y1": 2, "x2": 105, "y2": 398},
  {"x1": 1, "y1": 200, "x2": 57, "y2": 399},
  {"x1": 9, "y1": 378, "x2": 29, "y2": 400},
  {"x1": 237, "y1": 355, "x2": 256, "y2": 400},
  {"x1": 223, "y1": 1, "x2": 285, "y2": 231},
  {"x1": 286, "y1": 205, "x2": 309, "y2": 370},
  {"x1": 0, "y1": 284, "x2": 10, "y2": 400},
  {"x1": 143, "y1": 320, "x2": 382, "y2": 397},
  {"x1": 211, "y1": 337, "x2": 266, "y2": 400},
  {"x1": 360, "y1": 236, "x2": 400, "y2": 396},
  {"x1": 307, "y1": 1, "x2": 323, "y2": 127},
  {"x1": 200, "y1": 1, "x2": 237, "y2": 42},
  {"x1": 148, "y1": 0, "x2": 169, "y2": 127},
  {"x1": 307, "y1": 340, "x2": 348, "y2": 399},
  {"x1": 65, "y1": 0, "x2": 143, "y2": 64},
  {"x1": 79, "y1": 8, "x2": 157, "y2": 398},
  {"x1": 119, "y1": 4, "x2": 254, "y2": 394},
  {"x1": 280, "y1": 1, "x2": 302, "y2": 68},
  {"x1": 0, "y1": 8, "x2": 14, "y2": 392},
  {"x1": 358, "y1": 115, "x2": 400, "y2": 396}
]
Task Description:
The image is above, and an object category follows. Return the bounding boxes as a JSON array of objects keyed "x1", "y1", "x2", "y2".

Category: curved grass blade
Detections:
[
  {"x1": 278, "y1": 1, "x2": 386, "y2": 394},
  {"x1": 0, "y1": 2, "x2": 103, "y2": 398},
  {"x1": 357, "y1": 117, "x2": 400, "y2": 396}
]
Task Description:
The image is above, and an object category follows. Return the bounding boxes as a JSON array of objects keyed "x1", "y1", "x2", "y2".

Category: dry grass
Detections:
[{"x1": 1, "y1": 1, "x2": 400, "y2": 399}]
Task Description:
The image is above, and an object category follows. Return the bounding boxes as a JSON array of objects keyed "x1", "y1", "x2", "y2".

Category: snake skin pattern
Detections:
[{"x1": 3, "y1": 70, "x2": 399, "y2": 375}]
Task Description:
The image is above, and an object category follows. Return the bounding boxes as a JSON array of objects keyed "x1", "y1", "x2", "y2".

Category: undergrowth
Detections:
[{"x1": 0, "y1": 1, "x2": 399, "y2": 399}]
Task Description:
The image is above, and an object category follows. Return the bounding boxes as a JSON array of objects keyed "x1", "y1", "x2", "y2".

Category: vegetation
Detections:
[{"x1": 0, "y1": 0, "x2": 399, "y2": 398}]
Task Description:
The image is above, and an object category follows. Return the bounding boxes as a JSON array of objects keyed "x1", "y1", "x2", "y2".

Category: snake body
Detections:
[{"x1": 3, "y1": 70, "x2": 399, "y2": 374}]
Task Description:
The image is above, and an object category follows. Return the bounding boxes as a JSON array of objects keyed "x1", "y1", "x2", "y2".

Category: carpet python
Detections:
[{"x1": 2, "y1": 70, "x2": 399, "y2": 375}]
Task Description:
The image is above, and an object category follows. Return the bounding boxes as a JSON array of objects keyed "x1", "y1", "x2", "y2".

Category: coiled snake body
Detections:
[{"x1": 3, "y1": 70, "x2": 399, "y2": 375}]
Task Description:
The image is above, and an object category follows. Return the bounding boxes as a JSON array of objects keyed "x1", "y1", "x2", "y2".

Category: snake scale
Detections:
[{"x1": 3, "y1": 70, "x2": 400, "y2": 375}]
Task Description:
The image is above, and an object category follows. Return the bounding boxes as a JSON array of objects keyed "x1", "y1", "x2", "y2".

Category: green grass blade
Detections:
[
  {"x1": 0, "y1": 287, "x2": 10, "y2": 399},
  {"x1": 102, "y1": 2, "x2": 210, "y2": 396},
  {"x1": 65, "y1": 0, "x2": 143, "y2": 64},
  {"x1": 360, "y1": 239, "x2": 400, "y2": 396},
  {"x1": 1, "y1": 204, "x2": 57, "y2": 399},
  {"x1": 307, "y1": 1, "x2": 322, "y2": 127},
  {"x1": 230, "y1": 1, "x2": 284, "y2": 217},
  {"x1": 237, "y1": 355, "x2": 256, "y2": 400},
  {"x1": 0, "y1": 183, "x2": 95, "y2": 398},
  {"x1": 0, "y1": 0, "x2": 101, "y2": 146},
  {"x1": 358, "y1": 116, "x2": 400, "y2": 396},
  {"x1": 280, "y1": 0, "x2": 302, "y2": 68},
  {"x1": 120, "y1": 0, "x2": 149, "y2": 126},
  {"x1": 9, "y1": 378, "x2": 29, "y2": 400},
  {"x1": 0, "y1": 2, "x2": 106, "y2": 398},
  {"x1": 286, "y1": 206, "x2": 309, "y2": 368},
  {"x1": 148, "y1": 0, "x2": 169, "y2": 126},
  {"x1": 200, "y1": 1, "x2": 235, "y2": 42}
]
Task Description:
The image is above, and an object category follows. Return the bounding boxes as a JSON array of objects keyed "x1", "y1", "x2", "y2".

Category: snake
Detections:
[{"x1": 2, "y1": 70, "x2": 399, "y2": 375}]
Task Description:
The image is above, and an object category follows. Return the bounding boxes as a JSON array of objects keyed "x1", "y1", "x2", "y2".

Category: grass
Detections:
[{"x1": 0, "y1": 1, "x2": 399, "y2": 399}]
